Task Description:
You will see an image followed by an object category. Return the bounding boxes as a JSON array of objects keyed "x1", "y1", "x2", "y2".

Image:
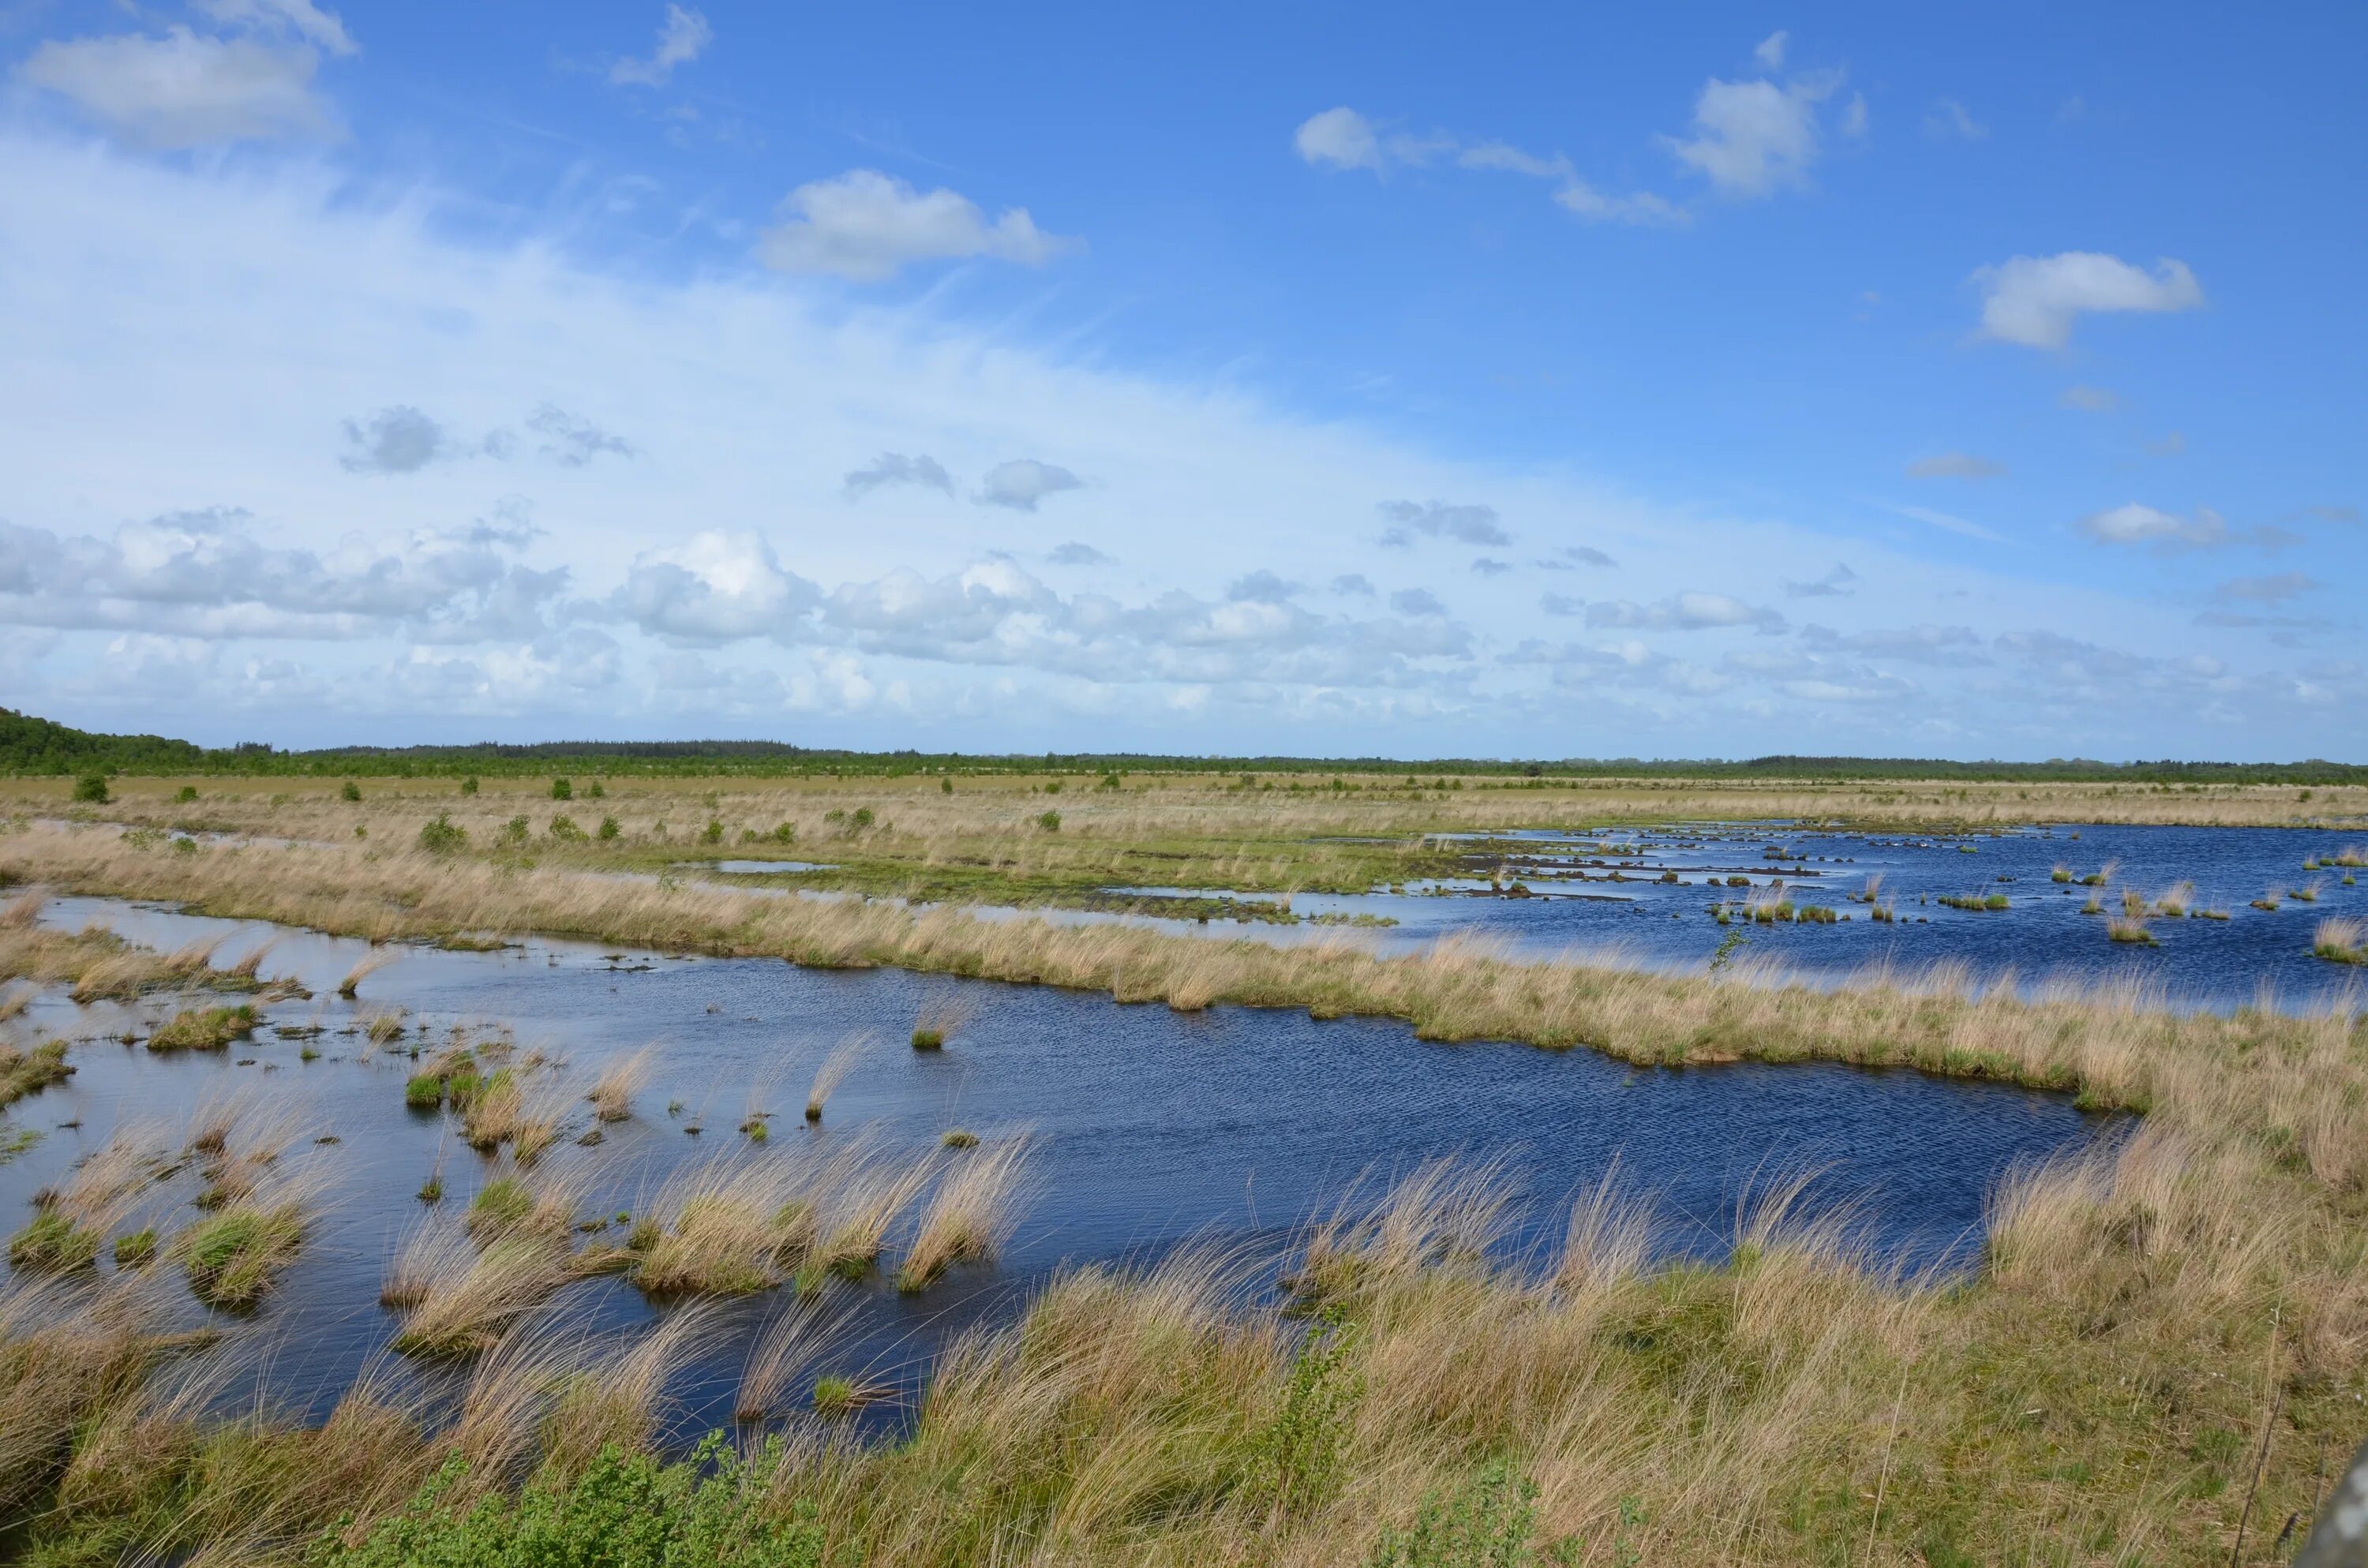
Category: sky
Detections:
[{"x1": 0, "y1": 2, "x2": 2362, "y2": 760}]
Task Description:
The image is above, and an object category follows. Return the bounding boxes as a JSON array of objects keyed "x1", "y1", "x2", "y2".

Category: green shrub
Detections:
[
  {"x1": 1363, "y1": 1458, "x2": 1571, "y2": 1567},
  {"x1": 552, "y1": 777, "x2": 573, "y2": 801},
  {"x1": 598, "y1": 816, "x2": 620, "y2": 840},
  {"x1": 341, "y1": 780, "x2": 362, "y2": 802},
  {"x1": 176, "y1": 784, "x2": 199, "y2": 803},
  {"x1": 72, "y1": 774, "x2": 109, "y2": 804},
  {"x1": 460, "y1": 775, "x2": 479, "y2": 795},
  {"x1": 549, "y1": 814, "x2": 586, "y2": 843},
  {"x1": 418, "y1": 814, "x2": 468, "y2": 854},
  {"x1": 1036, "y1": 810, "x2": 1061, "y2": 833},
  {"x1": 587, "y1": 780, "x2": 605, "y2": 799},
  {"x1": 702, "y1": 819, "x2": 725, "y2": 844},
  {"x1": 318, "y1": 1441, "x2": 826, "y2": 1567}
]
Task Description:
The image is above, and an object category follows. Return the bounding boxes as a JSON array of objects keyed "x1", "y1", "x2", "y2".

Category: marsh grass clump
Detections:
[
  {"x1": 2314, "y1": 917, "x2": 2366, "y2": 964},
  {"x1": 0, "y1": 1040, "x2": 72, "y2": 1110},
  {"x1": 337, "y1": 949, "x2": 396, "y2": 1000},
  {"x1": 2051, "y1": 863, "x2": 2073, "y2": 883},
  {"x1": 940, "y1": 1128, "x2": 978, "y2": 1149},
  {"x1": 389, "y1": 1233, "x2": 579, "y2": 1357},
  {"x1": 110, "y1": 1228, "x2": 158, "y2": 1269},
  {"x1": 2107, "y1": 916, "x2": 2156, "y2": 945},
  {"x1": 804, "y1": 1033, "x2": 867, "y2": 1122},
  {"x1": 587, "y1": 1046, "x2": 652, "y2": 1123},
  {"x1": 146, "y1": 1005, "x2": 256, "y2": 1053},
  {"x1": 175, "y1": 1198, "x2": 304, "y2": 1308},
  {"x1": 2291, "y1": 879, "x2": 2323, "y2": 903},
  {"x1": 8, "y1": 1208, "x2": 101, "y2": 1274},
  {"x1": 897, "y1": 1138, "x2": 1029, "y2": 1293}
]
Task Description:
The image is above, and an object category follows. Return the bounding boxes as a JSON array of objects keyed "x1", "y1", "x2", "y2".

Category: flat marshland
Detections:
[{"x1": 0, "y1": 781, "x2": 2362, "y2": 1562}]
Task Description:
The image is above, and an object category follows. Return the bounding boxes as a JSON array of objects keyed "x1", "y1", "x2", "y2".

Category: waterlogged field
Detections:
[
  {"x1": 0, "y1": 785, "x2": 2364, "y2": 1562},
  {"x1": 1, "y1": 896, "x2": 2103, "y2": 1430}
]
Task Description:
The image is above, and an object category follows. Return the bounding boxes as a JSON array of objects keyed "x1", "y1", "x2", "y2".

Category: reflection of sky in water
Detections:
[{"x1": 2, "y1": 895, "x2": 2113, "y2": 1442}]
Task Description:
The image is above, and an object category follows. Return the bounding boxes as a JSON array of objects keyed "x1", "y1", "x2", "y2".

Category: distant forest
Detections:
[{"x1": 4, "y1": 707, "x2": 2362, "y2": 784}]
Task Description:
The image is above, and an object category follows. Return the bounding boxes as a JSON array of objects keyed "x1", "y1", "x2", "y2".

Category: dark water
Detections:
[
  {"x1": 1085, "y1": 822, "x2": 2368, "y2": 1012},
  {"x1": 2, "y1": 896, "x2": 2114, "y2": 1439}
]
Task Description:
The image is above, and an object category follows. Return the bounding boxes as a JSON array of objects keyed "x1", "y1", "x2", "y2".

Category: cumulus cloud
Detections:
[
  {"x1": 1584, "y1": 592, "x2": 1785, "y2": 632},
  {"x1": 339, "y1": 406, "x2": 453, "y2": 474},
  {"x1": 1753, "y1": 31, "x2": 1788, "y2": 70},
  {"x1": 1294, "y1": 107, "x2": 1383, "y2": 171},
  {"x1": 1540, "y1": 592, "x2": 1583, "y2": 616},
  {"x1": 1331, "y1": 574, "x2": 1375, "y2": 597},
  {"x1": 15, "y1": 28, "x2": 336, "y2": 148},
  {"x1": 844, "y1": 451, "x2": 953, "y2": 499},
  {"x1": 757, "y1": 170, "x2": 1077, "y2": 283},
  {"x1": 1377, "y1": 499, "x2": 1510, "y2": 547},
  {"x1": 2074, "y1": 503, "x2": 2232, "y2": 550},
  {"x1": 1665, "y1": 71, "x2": 1841, "y2": 197},
  {"x1": 610, "y1": 4, "x2": 710, "y2": 86},
  {"x1": 1976, "y1": 253, "x2": 2205, "y2": 350},
  {"x1": 1906, "y1": 451, "x2": 2006, "y2": 481},
  {"x1": 1471, "y1": 557, "x2": 1512, "y2": 575},
  {"x1": 1784, "y1": 562, "x2": 1857, "y2": 598},
  {"x1": 1390, "y1": 588, "x2": 1447, "y2": 616},
  {"x1": 197, "y1": 0, "x2": 355, "y2": 54},
  {"x1": 612, "y1": 530, "x2": 817, "y2": 643},
  {"x1": 1047, "y1": 541, "x2": 1111, "y2": 566},
  {"x1": 976, "y1": 459, "x2": 1083, "y2": 511},
  {"x1": 0, "y1": 510, "x2": 561, "y2": 641},
  {"x1": 527, "y1": 406, "x2": 633, "y2": 467}
]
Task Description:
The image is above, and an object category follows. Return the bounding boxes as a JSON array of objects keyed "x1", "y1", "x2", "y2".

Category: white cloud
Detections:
[
  {"x1": 1047, "y1": 541, "x2": 1111, "y2": 567},
  {"x1": 15, "y1": 28, "x2": 335, "y2": 148},
  {"x1": 758, "y1": 170, "x2": 1077, "y2": 283},
  {"x1": 1905, "y1": 451, "x2": 2006, "y2": 481},
  {"x1": 1584, "y1": 592, "x2": 1785, "y2": 632},
  {"x1": 1665, "y1": 72, "x2": 1839, "y2": 197},
  {"x1": 611, "y1": 4, "x2": 712, "y2": 87},
  {"x1": 2059, "y1": 384, "x2": 2121, "y2": 412},
  {"x1": 1839, "y1": 92, "x2": 1868, "y2": 137},
  {"x1": 526, "y1": 405, "x2": 634, "y2": 467},
  {"x1": 2074, "y1": 502, "x2": 2229, "y2": 549},
  {"x1": 0, "y1": 510, "x2": 561, "y2": 640},
  {"x1": 976, "y1": 459, "x2": 1083, "y2": 511},
  {"x1": 1888, "y1": 503, "x2": 2009, "y2": 544},
  {"x1": 196, "y1": 0, "x2": 357, "y2": 56},
  {"x1": 613, "y1": 530, "x2": 817, "y2": 643},
  {"x1": 1294, "y1": 107, "x2": 1383, "y2": 171},
  {"x1": 845, "y1": 452, "x2": 954, "y2": 498},
  {"x1": 1975, "y1": 253, "x2": 2205, "y2": 350},
  {"x1": 1296, "y1": 109, "x2": 1679, "y2": 224},
  {"x1": 1753, "y1": 31, "x2": 1789, "y2": 70},
  {"x1": 1923, "y1": 99, "x2": 1987, "y2": 139}
]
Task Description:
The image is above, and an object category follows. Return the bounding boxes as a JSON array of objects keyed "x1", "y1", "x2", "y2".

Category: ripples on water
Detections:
[{"x1": 0, "y1": 893, "x2": 2117, "y2": 1437}]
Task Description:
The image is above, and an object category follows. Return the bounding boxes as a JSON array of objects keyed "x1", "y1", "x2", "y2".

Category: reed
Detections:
[{"x1": 389, "y1": 1235, "x2": 576, "y2": 1357}]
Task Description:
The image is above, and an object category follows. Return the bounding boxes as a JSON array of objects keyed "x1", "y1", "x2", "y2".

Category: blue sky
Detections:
[{"x1": 0, "y1": 1, "x2": 2361, "y2": 758}]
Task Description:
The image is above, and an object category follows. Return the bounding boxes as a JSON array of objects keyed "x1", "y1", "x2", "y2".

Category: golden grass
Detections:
[
  {"x1": 0, "y1": 821, "x2": 2365, "y2": 1560},
  {"x1": 897, "y1": 1137, "x2": 1029, "y2": 1293}
]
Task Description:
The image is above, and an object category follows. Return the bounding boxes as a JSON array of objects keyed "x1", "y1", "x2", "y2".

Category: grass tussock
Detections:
[
  {"x1": 804, "y1": 1033, "x2": 867, "y2": 1123},
  {"x1": 897, "y1": 1137, "x2": 1029, "y2": 1293},
  {"x1": 588, "y1": 1045, "x2": 654, "y2": 1122},
  {"x1": 2314, "y1": 916, "x2": 2366, "y2": 964}
]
